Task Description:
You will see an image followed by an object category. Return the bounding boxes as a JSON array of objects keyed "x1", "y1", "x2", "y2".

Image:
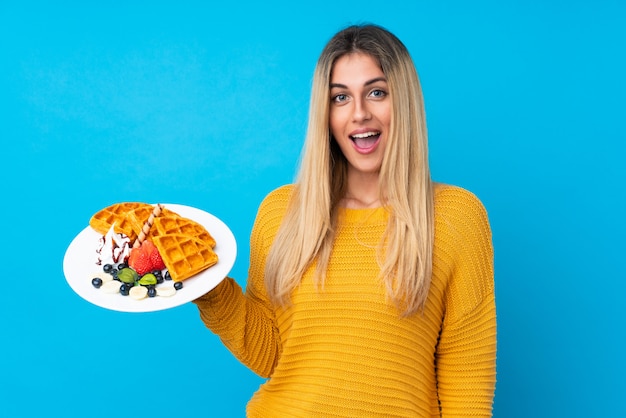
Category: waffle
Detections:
[
  {"x1": 127, "y1": 205, "x2": 177, "y2": 240},
  {"x1": 90, "y1": 202, "x2": 219, "y2": 282},
  {"x1": 152, "y1": 214, "x2": 216, "y2": 248},
  {"x1": 151, "y1": 233, "x2": 218, "y2": 282},
  {"x1": 89, "y1": 202, "x2": 152, "y2": 240}
]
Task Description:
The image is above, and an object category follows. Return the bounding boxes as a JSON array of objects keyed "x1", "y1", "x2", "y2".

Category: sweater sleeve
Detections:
[
  {"x1": 434, "y1": 187, "x2": 497, "y2": 417},
  {"x1": 192, "y1": 187, "x2": 292, "y2": 377}
]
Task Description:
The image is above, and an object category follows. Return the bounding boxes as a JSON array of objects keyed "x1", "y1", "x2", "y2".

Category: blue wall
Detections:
[{"x1": 2, "y1": 1, "x2": 624, "y2": 417}]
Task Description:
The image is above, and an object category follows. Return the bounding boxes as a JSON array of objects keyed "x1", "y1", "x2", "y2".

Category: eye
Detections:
[
  {"x1": 332, "y1": 93, "x2": 348, "y2": 103},
  {"x1": 369, "y1": 89, "x2": 387, "y2": 99}
]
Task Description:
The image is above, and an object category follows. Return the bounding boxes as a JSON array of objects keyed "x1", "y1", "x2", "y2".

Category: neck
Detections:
[
  {"x1": 341, "y1": 170, "x2": 381, "y2": 209},
  {"x1": 341, "y1": 195, "x2": 381, "y2": 209}
]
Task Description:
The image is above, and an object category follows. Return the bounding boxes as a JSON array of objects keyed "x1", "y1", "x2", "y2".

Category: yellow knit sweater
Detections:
[{"x1": 194, "y1": 184, "x2": 496, "y2": 417}]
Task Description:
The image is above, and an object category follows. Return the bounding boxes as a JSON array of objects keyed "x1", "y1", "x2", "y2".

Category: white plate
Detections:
[{"x1": 63, "y1": 204, "x2": 236, "y2": 313}]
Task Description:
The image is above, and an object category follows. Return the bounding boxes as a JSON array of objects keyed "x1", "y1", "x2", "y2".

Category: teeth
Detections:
[{"x1": 351, "y1": 131, "x2": 379, "y2": 139}]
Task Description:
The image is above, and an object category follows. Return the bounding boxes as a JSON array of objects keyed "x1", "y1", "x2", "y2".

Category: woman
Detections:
[{"x1": 194, "y1": 24, "x2": 496, "y2": 417}]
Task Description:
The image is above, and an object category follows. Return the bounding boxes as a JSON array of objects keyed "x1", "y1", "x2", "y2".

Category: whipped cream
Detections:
[{"x1": 96, "y1": 224, "x2": 131, "y2": 266}]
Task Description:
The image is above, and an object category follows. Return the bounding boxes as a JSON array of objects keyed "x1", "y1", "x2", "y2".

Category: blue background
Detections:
[{"x1": 1, "y1": 1, "x2": 624, "y2": 417}]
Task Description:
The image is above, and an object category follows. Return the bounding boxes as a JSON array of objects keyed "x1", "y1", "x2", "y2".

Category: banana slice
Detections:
[
  {"x1": 129, "y1": 286, "x2": 148, "y2": 300},
  {"x1": 91, "y1": 272, "x2": 113, "y2": 283},
  {"x1": 101, "y1": 280, "x2": 122, "y2": 294},
  {"x1": 156, "y1": 285, "x2": 176, "y2": 297}
]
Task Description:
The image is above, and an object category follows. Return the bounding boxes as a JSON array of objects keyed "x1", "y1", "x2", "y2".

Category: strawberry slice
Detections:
[
  {"x1": 128, "y1": 240, "x2": 166, "y2": 274},
  {"x1": 149, "y1": 246, "x2": 166, "y2": 270},
  {"x1": 128, "y1": 241, "x2": 154, "y2": 275}
]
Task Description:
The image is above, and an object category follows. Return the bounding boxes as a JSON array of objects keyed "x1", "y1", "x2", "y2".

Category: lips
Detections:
[{"x1": 350, "y1": 131, "x2": 381, "y2": 151}]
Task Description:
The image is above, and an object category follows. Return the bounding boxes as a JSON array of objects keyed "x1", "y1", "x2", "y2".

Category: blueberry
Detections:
[
  {"x1": 164, "y1": 271, "x2": 172, "y2": 281},
  {"x1": 148, "y1": 287, "x2": 157, "y2": 298},
  {"x1": 174, "y1": 281, "x2": 183, "y2": 290},
  {"x1": 118, "y1": 262, "x2": 128, "y2": 270},
  {"x1": 103, "y1": 264, "x2": 114, "y2": 273},
  {"x1": 120, "y1": 283, "x2": 130, "y2": 296},
  {"x1": 91, "y1": 277, "x2": 103, "y2": 288}
]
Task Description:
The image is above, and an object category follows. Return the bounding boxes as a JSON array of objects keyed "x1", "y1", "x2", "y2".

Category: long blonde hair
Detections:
[{"x1": 264, "y1": 24, "x2": 434, "y2": 316}]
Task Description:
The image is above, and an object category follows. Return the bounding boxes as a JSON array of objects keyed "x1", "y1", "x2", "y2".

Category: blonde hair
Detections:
[{"x1": 264, "y1": 24, "x2": 434, "y2": 316}]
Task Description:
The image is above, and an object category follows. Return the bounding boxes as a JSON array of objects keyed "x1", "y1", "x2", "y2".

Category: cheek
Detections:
[
  {"x1": 381, "y1": 105, "x2": 392, "y2": 130},
  {"x1": 329, "y1": 110, "x2": 342, "y2": 138}
]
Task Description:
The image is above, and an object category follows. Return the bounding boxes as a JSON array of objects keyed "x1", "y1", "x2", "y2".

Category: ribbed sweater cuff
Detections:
[{"x1": 192, "y1": 277, "x2": 239, "y2": 333}]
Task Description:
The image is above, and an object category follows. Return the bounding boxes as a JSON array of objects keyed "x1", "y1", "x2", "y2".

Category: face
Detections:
[{"x1": 329, "y1": 52, "x2": 391, "y2": 180}]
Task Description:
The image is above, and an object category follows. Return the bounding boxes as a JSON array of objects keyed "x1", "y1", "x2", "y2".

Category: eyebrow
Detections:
[{"x1": 330, "y1": 77, "x2": 387, "y2": 89}]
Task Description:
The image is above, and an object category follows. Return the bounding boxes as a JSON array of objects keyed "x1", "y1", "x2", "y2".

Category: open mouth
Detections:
[{"x1": 350, "y1": 131, "x2": 381, "y2": 149}]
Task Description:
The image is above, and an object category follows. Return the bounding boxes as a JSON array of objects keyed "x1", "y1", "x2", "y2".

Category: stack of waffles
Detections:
[{"x1": 89, "y1": 203, "x2": 218, "y2": 282}]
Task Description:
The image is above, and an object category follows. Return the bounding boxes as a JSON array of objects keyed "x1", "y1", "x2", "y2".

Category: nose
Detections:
[{"x1": 352, "y1": 97, "x2": 371, "y2": 122}]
